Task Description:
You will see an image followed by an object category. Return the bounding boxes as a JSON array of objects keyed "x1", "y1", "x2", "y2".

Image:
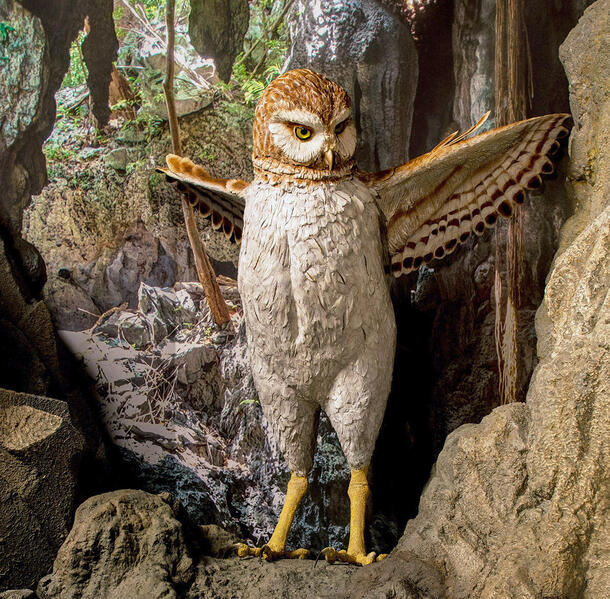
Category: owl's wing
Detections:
[
  {"x1": 358, "y1": 113, "x2": 571, "y2": 276},
  {"x1": 157, "y1": 154, "x2": 248, "y2": 243}
]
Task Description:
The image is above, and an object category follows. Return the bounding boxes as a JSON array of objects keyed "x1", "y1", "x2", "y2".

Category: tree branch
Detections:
[{"x1": 163, "y1": 0, "x2": 231, "y2": 327}]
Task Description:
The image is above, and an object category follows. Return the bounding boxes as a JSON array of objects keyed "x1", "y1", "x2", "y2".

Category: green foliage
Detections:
[
  {"x1": 231, "y1": 0, "x2": 290, "y2": 105},
  {"x1": 0, "y1": 21, "x2": 15, "y2": 42},
  {"x1": 0, "y1": 21, "x2": 15, "y2": 64},
  {"x1": 240, "y1": 398, "x2": 260, "y2": 407},
  {"x1": 62, "y1": 32, "x2": 88, "y2": 89}
]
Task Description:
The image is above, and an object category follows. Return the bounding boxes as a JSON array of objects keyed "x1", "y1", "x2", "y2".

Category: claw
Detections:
[
  {"x1": 237, "y1": 542, "x2": 309, "y2": 562},
  {"x1": 260, "y1": 544, "x2": 272, "y2": 562},
  {"x1": 315, "y1": 546, "x2": 337, "y2": 567},
  {"x1": 316, "y1": 546, "x2": 379, "y2": 566}
]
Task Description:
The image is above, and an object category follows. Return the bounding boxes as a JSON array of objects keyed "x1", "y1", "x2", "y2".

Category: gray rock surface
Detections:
[
  {"x1": 37, "y1": 490, "x2": 196, "y2": 599},
  {"x1": 286, "y1": 0, "x2": 418, "y2": 171},
  {"x1": 59, "y1": 281, "x2": 352, "y2": 551},
  {"x1": 0, "y1": 591, "x2": 35, "y2": 599},
  {"x1": 187, "y1": 557, "x2": 355, "y2": 599},
  {"x1": 329, "y1": 2, "x2": 610, "y2": 597},
  {"x1": 0, "y1": 391, "x2": 85, "y2": 591},
  {"x1": 189, "y1": 0, "x2": 250, "y2": 82},
  {"x1": 0, "y1": 2, "x2": 114, "y2": 591}
]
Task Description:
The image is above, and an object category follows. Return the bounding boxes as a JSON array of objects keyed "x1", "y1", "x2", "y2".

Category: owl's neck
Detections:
[{"x1": 253, "y1": 156, "x2": 355, "y2": 185}]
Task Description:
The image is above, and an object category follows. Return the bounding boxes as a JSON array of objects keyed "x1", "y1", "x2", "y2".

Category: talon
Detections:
[
  {"x1": 315, "y1": 546, "x2": 337, "y2": 566},
  {"x1": 376, "y1": 553, "x2": 388, "y2": 562},
  {"x1": 260, "y1": 544, "x2": 272, "y2": 562},
  {"x1": 236, "y1": 543, "x2": 260, "y2": 558}
]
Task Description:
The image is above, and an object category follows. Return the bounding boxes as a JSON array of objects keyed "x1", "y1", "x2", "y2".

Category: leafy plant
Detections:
[
  {"x1": 0, "y1": 21, "x2": 15, "y2": 42},
  {"x1": 0, "y1": 21, "x2": 15, "y2": 63},
  {"x1": 231, "y1": 0, "x2": 291, "y2": 105},
  {"x1": 62, "y1": 32, "x2": 88, "y2": 89}
]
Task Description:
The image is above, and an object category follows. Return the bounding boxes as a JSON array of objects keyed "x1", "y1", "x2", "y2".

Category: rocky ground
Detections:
[
  {"x1": 1, "y1": 0, "x2": 608, "y2": 598},
  {"x1": 58, "y1": 279, "x2": 354, "y2": 552}
]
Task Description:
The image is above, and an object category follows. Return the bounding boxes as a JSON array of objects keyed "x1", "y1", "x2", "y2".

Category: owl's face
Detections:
[{"x1": 252, "y1": 69, "x2": 357, "y2": 178}]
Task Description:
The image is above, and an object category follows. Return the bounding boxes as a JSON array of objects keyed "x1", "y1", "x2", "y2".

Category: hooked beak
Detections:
[{"x1": 324, "y1": 149, "x2": 335, "y2": 171}]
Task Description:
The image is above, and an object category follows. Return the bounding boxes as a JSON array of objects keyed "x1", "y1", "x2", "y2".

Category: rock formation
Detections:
[
  {"x1": 0, "y1": 0, "x2": 116, "y2": 589},
  {"x1": 0, "y1": 391, "x2": 86, "y2": 591},
  {"x1": 286, "y1": 0, "x2": 418, "y2": 171},
  {"x1": 329, "y1": 2, "x2": 610, "y2": 597},
  {"x1": 189, "y1": 0, "x2": 250, "y2": 82},
  {"x1": 37, "y1": 490, "x2": 196, "y2": 599}
]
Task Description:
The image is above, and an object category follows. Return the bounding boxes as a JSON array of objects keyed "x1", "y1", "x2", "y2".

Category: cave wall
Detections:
[
  {"x1": 332, "y1": 3, "x2": 609, "y2": 596},
  {"x1": 0, "y1": 0, "x2": 117, "y2": 590},
  {"x1": 369, "y1": 0, "x2": 590, "y2": 549}
]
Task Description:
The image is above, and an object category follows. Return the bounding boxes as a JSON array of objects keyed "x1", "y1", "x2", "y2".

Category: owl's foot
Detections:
[
  {"x1": 236, "y1": 542, "x2": 309, "y2": 561},
  {"x1": 316, "y1": 547, "x2": 387, "y2": 566}
]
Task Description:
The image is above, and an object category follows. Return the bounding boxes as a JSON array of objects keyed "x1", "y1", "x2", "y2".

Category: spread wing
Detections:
[
  {"x1": 358, "y1": 113, "x2": 571, "y2": 276},
  {"x1": 157, "y1": 154, "x2": 249, "y2": 243}
]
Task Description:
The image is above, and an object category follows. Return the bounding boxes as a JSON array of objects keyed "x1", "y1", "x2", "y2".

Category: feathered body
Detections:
[
  {"x1": 158, "y1": 68, "x2": 570, "y2": 563},
  {"x1": 238, "y1": 177, "x2": 395, "y2": 475}
]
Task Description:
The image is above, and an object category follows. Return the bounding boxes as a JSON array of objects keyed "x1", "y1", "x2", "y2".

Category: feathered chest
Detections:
[
  {"x1": 238, "y1": 178, "x2": 390, "y2": 357},
  {"x1": 239, "y1": 178, "x2": 383, "y2": 287}
]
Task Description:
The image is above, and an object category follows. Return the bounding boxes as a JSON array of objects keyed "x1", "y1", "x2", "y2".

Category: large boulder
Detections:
[
  {"x1": 285, "y1": 0, "x2": 418, "y2": 171},
  {"x1": 37, "y1": 490, "x2": 196, "y2": 599},
  {"x1": 330, "y1": 2, "x2": 610, "y2": 597},
  {"x1": 0, "y1": 391, "x2": 85, "y2": 591}
]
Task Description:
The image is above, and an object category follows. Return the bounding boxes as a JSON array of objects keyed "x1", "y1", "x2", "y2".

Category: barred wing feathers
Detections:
[
  {"x1": 157, "y1": 154, "x2": 248, "y2": 243},
  {"x1": 359, "y1": 114, "x2": 571, "y2": 276}
]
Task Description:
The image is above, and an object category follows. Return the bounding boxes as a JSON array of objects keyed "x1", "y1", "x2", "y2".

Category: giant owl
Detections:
[{"x1": 158, "y1": 69, "x2": 570, "y2": 566}]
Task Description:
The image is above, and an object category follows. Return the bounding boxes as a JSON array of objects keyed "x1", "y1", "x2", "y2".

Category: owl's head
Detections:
[{"x1": 252, "y1": 69, "x2": 357, "y2": 180}]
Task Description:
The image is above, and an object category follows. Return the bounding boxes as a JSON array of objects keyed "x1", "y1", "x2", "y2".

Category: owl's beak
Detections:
[{"x1": 324, "y1": 149, "x2": 335, "y2": 170}]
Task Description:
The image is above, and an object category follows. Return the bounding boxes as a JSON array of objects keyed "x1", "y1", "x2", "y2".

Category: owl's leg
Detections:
[
  {"x1": 237, "y1": 387, "x2": 318, "y2": 561},
  {"x1": 318, "y1": 351, "x2": 394, "y2": 566},
  {"x1": 237, "y1": 472, "x2": 309, "y2": 560},
  {"x1": 317, "y1": 466, "x2": 387, "y2": 566}
]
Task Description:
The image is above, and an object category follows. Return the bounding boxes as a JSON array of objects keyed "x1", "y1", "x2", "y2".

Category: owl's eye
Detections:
[
  {"x1": 334, "y1": 119, "x2": 348, "y2": 135},
  {"x1": 294, "y1": 126, "x2": 313, "y2": 141}
]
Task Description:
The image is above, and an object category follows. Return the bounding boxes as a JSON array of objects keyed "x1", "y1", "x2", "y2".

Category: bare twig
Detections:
[
  {"x1": 120, "y1": 0, "x2": 211, "y2": 89},
  {"x1": 163, "y1": 0, "x2": 231, "y2": 327}
]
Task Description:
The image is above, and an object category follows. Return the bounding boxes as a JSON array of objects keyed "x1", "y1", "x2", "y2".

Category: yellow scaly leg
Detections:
[
  {"x1": 318, "y1": 467, "x2": 387, "y2": 566},
  {"x1": 237, "y1": 473, "x2": 309, "y2": 561}
]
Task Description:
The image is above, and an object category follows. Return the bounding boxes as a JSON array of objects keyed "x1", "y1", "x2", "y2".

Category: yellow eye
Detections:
[
  {"x1": 334, "y1": 119, "x2": 348, "y2": 134},
  {"x1": 294, "y1": 126, "x2": 312, "y2": 140}
]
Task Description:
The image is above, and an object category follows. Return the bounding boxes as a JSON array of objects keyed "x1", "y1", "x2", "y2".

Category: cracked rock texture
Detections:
[
  {"x1": 0, "y1": 1, "x2": 116, "y2": 590},
  {"x1": 0, "y1": 391, "x2": 85, "y2": 591},
  {"x1": 330, "y1": 2, "x2": 610, "y2": 597},
  {"x1": 286, "y1": 0, "x2": 418, "y2": 171},
  {"x1": 37, "y1": 490, "x2": 196, "y2": 599}
]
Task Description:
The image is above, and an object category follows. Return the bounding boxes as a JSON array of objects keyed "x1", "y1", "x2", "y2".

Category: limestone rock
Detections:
[
  {"x1": 286, "y1": 0, "x2": 418, "y2": 171},
  {"x1": 330, "y1": 2, "x2": 610, "y2": 597},
  {"x1": 37, "y1": 490, "x2": 195, "y2": 599},
  {"x1": 188, "y1": 0, "x2": 250, "y2": 82},
  {"x1": 187, "y1": 557, "x2": 355, "y2": 599},
  {"x1": 0, "y1": 390, "x2": 85, "y2": 591},
  {"x1": 0, "y1": 592, "x2": 35, "y2": 599}
]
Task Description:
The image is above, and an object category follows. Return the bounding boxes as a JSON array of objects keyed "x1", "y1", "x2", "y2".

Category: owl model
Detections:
[{"x1": 159, "y1": 69, "x2": 570, "y2": 565}]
